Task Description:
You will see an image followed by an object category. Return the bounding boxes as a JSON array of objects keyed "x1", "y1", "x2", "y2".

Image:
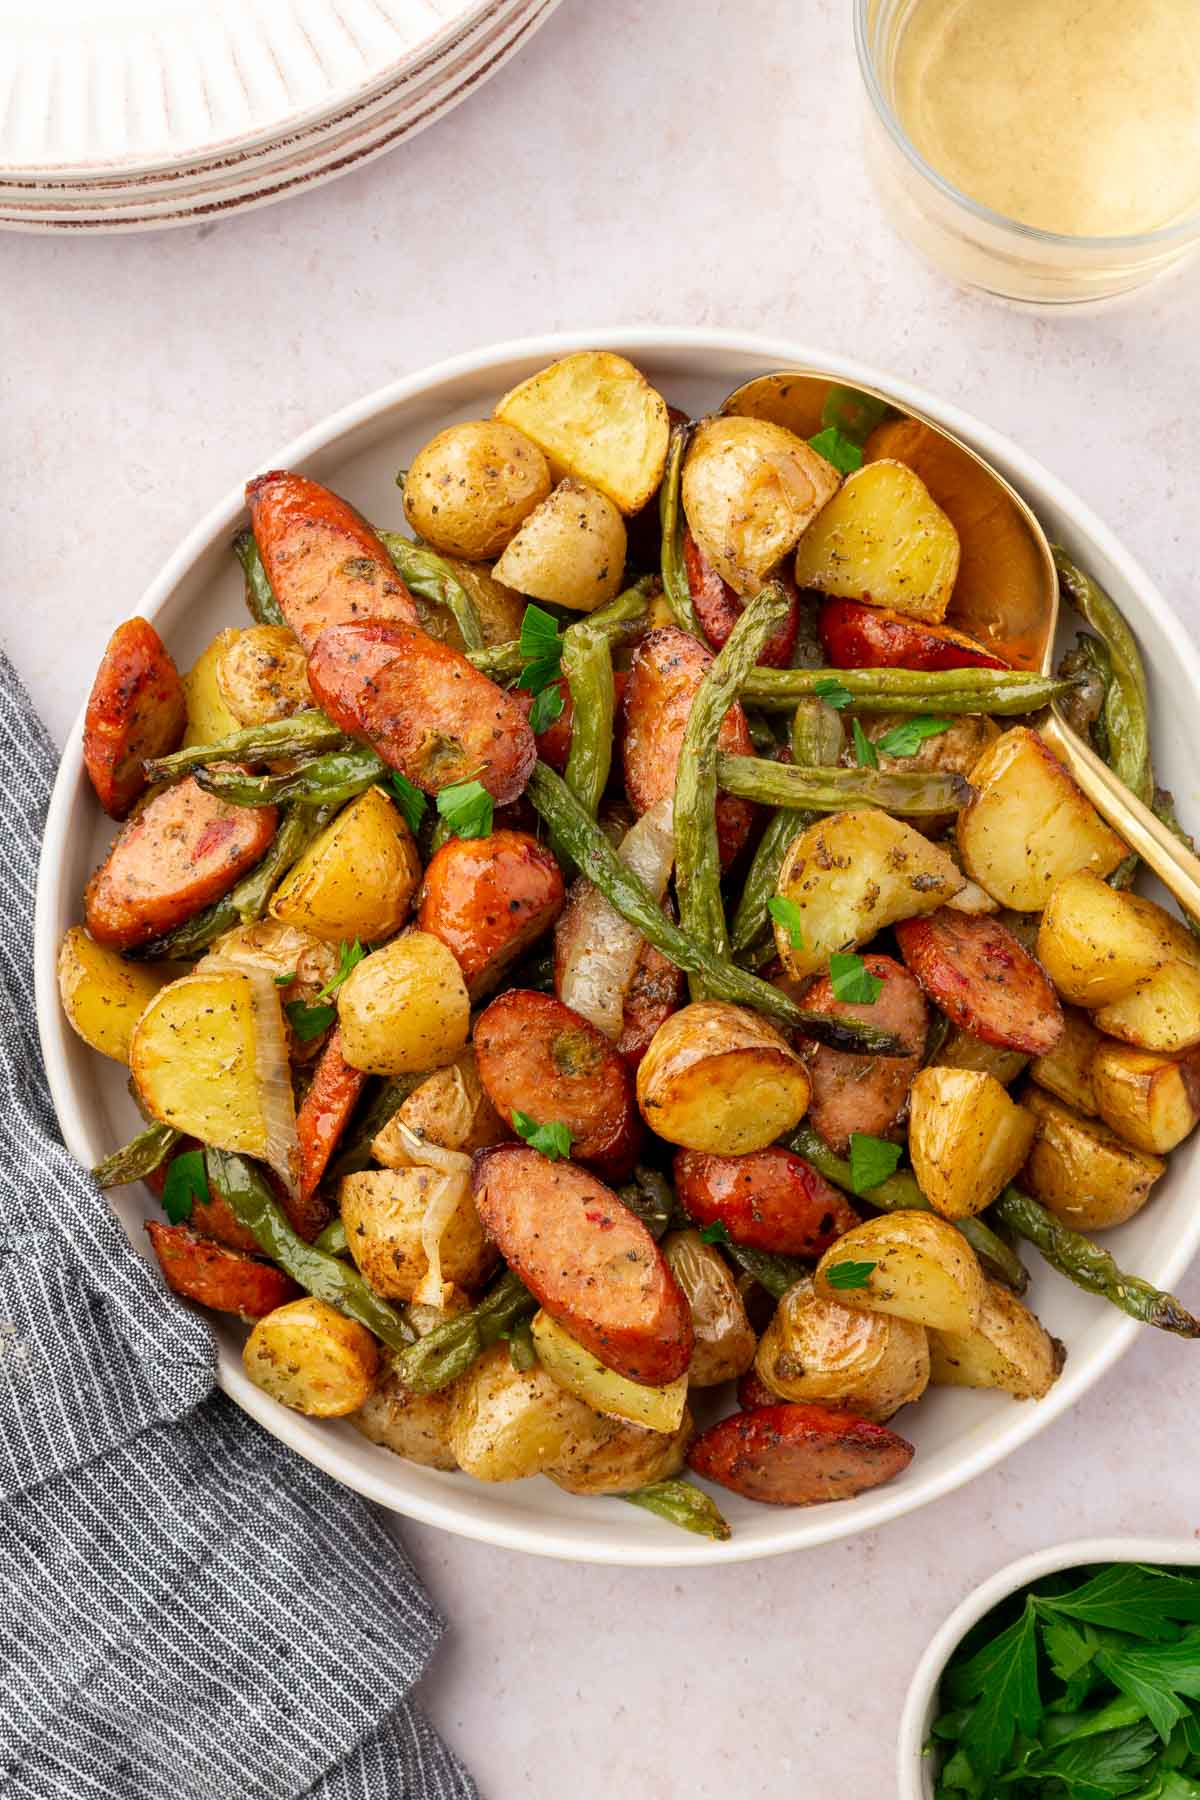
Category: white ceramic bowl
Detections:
[
  {"x1": 899, "y1": 1536, "x2": 1200, "y2": 1796},
  {"x1": 33, "y1": 328, "x2": 1200, "y2": 1565}
]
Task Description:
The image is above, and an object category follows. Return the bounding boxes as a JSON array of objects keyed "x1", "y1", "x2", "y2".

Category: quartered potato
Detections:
[
  {"x1": 181, "y1": 627, "x2": 243, "y2": 746},
  {"x1": 269, "y1": 785, "x2": 421, "y2": 945},
  {"x1": 1029, "y1": 1005, "x2": 1102, "y2": 1113},
  {"x1": 352, "y1": 1352, "x2": 460, "y2": 1470},
  {"x1": 1023, "y1": 1087, "x2": 1166, "y2": 1229},
  {"x1": 373, "y1": 1049, "x2": 508, "y2": 1162},
  {"x1": 682, "y1": 415, "x2": 841, "y2": 596},
  {"x1": 243, "y1": 1296, "x2": 379, "y2": 1418},
  {"x1": 529, "y1": 1310, "x2": 689, "y2": 1433},
  {"x1": 661, "y1": 1230, "x2": 757, "y2": 1387},
  {"x1": 815, "y1": 1211, "x2": 986, "y2": 1335},
  {"x1": 403, "y1": 419, "x2": 552, "y2": 560},
  {"x1": 1036, "y1": 871, "x2": 1199, "y2": 1008},
  {"x1": 1095, "y1": 961, "x2": 1200, "y2": 1054},
  {"x1": 754, "y1": 1277, "x2": 930, "y2": 1422},
  {"x1": 908, "y1": 1067, "x2": 1037, "y2": 1219},
  {"x1": 338, "y1": 1165, "x2": 495, "y2": 1300},
  {"x1": 928, "y1": 1281, "x2": 1061, "y2": 1401},
  {"x1": 549, "y1": 1412, "x2": 693, "y2": 1496},
  {"x1": 931, "y1": 1026, "x2": 1028, "y2": 1087},
  {"x1": 449, "y1": 1342, "x2": 611, "y2": 1482},
  {"x1": 493, "y1": 350, "x2": 670, "y2": 515},
  {"x1": 216, "y1": 623, "x2": 311, "y2": 725},
  {"x1": 635, "y1": 1000, "x2": 811, "y2": 1153},
  {"x1": 411, "y1": 556, "x2": 525, "y2": 650},
  {"x1": 792, "y1": 459, "x2": 960, "y2": 624},
  {"x1": 130, "y1": 970, "x2": 277, "y2": 1157},
  {"x1": 492, "y1": 478, "x2": 626, "y2": 612},
  {"x1": 57, "y1": 925, "x2": 167, "y2": 1063},
  {"x1": 1091, "y1": 1041, "x2": 1200, "y2": 1155}
]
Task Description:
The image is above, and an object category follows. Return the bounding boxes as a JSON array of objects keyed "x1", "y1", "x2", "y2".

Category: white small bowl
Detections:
[{"x1": 898, "y1": 1535, "x2": 1200, "y2": 1796}]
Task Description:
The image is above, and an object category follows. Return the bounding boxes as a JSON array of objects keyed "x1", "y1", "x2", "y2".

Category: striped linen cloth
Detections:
[{"x1": 0, "y1": 654, "x2": 476, "y2": 1800}]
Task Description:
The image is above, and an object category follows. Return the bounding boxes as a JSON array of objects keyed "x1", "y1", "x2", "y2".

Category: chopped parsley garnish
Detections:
[
  {"x1": 828, "y1": 951, "x2": 883, "y2": 1006},
  {"x1": 823, "y1": 1259, "x2": 877, "y2": 1291},
  {"x1": 273, "y1": 970, "x2": 296, "y2": 988},
  {"x1": 698, "y1": 1219, "x2": 732, "y2": 1246},
  {"x1": 436, "y1": 779, "x2": 493, "y2": 840},
  {"x1": 767, "y1": 895, "x2": 805, "y2": 949},
  {"x1": 874, "y1": 715, "x2": 952, "y2": 759},
  {"x1": 813, "y1": 676, "x2": 854, "y2": 711},
  {"x1": 528, "y1": 680, "x2": 566, "y2": 735},
  {"x1": 808, "y1": 426, "x2": 864, "y2": 476},
  {"x1": 847, "y1": 1132, "x2": 903, "y2": 1194},
  {"x1": 517, "y1": 603, "x2": 565, "y2": 695},
  {"x1": 512, "y1": 1111, "x2": 573, "y2": 1161},
  {"x1": 851, "y1": 718, "x2": 879, "y2": 769},
  {"x1": 386, "y1": 769, "x2": 428, "y2": 833},
  {"x1": 162, "y1": 1148, "x2": 209, "y2": 1225},
  {"x1": 285, "y1": 1000, "x2": 337, "y2": 1042}
]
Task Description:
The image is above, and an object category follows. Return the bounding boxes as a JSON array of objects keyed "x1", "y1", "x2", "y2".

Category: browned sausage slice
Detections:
[
  {"x1": 895, "y1": 909, "x2": 1064, "y2": 1056},
  {"x1": 685, "y1": 529, "x2": 799, "y2": 668},
  {"x1": 621, "y1": 626, "x2": 755, "y2": 868},
  {"x1": 673, "y1": 1148, "x2": 859, "y2": 1255},
  {"x1": 246, "y1": 470, "x2": 418, "y2": 651},
  {"x1": 295, "y1": 1029, "x2": 369, "y2": 1203},
  {"x1": 145, "y1": 1220, "x2": 299, "y2": 1320},
  {"x1": 146, "y1": 1143, "x2": 261, "y2": 1255},
  {"x1": 737, "y1": 1369, "x2": 779, "y2": 1411},
  {"x1": 418, "y1": 830, "x2": 564, "y2": 1000},
  {"x1": 84, "y1": 777, "x2": 278, "y2": 950},
  {"x1": 307, "y1": 620, "x2": 536, "y2": 805},
  {"x1": 473, "y1": 989, "x2": 643, "y2": 1180},
  {"x1": 798, "y1": 954, "x2": 927, "y2": 1153},
  {"x1": 615, "y1": 939, "x2": 686, "y2": 1071},
  {"x1": 84, "y1": 617, "x2": 187, "y2": 820},
  {"x1": 472, "y1": 1144, "x2": 693, "y2": 1384},
  {"x1": 686, "y1": 1403, "x2": 914, "y2": 1505}
]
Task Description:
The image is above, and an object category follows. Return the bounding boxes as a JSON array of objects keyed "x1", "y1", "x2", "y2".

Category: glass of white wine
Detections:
[{"x1": 855, "y1": 0, "x2": 1200, "y2": 302}]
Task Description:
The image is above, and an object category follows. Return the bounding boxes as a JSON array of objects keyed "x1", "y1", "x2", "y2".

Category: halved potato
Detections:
[
  {"x1": 493, "y1": 350, "x2": 670, "y2": 515},
  {"x1": 635, "y1": 1000, "x2": 811, "y2": 1153},
  {"x1": 661, "y1": 1229, "x2": 757, "y2": 1387},
  {"x1": 57, "y1": 925, "x2": 168, "y2": 1063},
  {"x1": 338, "y1": 1165, "x2": 494, "y2": 1300},
  {"x1": 957, "y1": 730, "x2": 1127, "y2": 911},
  {"x1": 351, "y1": 1351, "x2": 459, "y2": 1470},
  {"x1": 909, "y1": 1067, "x2": 1037, "y2": 1219},
  {"x1": 244, "y1": 1296, "x2": 379, "y2": 1418},
  {"x1": 491, "y1": 478, "x2": 626, "y2": 612},
  {"x1": 754, "y1": 1276, "x2": 929, "y2": 1421},
  {"x1": 548, "y1": 1411, "x2": 692, "y2": 1496},
  {"x1": 449, "y1": 1342, "x2": 612, "y2": 1482},
  {"x1": 928, "y1": 1281, "x2": 1061, "y2": 1401},
  {"x1": 269, "y1": 785, "x2": 421, "y2": 946},
  {"x1": 409, "y1": 556, "x2": 525, "y2": 651},
  {"x1": 1029, "y1": 1005, "x2": 1102, "y2": 1114},
  {"x1": 814, "y1": 1210, "x2": 985, "y2": 1335},
  {"x1": 773, "y1": 809, "x2": 963, "y2": 982},
  {"x1": 792, "y1": 459, "x2": 960, "y2": 624},
  {"x1": 216, "y1": 624, "x2": 311, "y2": 725},
  {"x1": 337, "y1": 932, "x2": 470, "y2": 1076},
  {"x1": 530, "y1": 1309, "x2": 688, "y2": 1432},
  {"x1": 403, "y1": 419, "x2": 552, "y2": 560},
  {"x1": 373, "y1": 1049, "x2": 508, "y2": 1163},
  {"x1": 1091, "y1": 1041, "x2": 1200, "y2": 1154},
  {"x1": 682, "y1": 415, "x2": 841, "y2": 596},
  {"x1": 931, "y1": 1026, "x2": 1028, "y2": 1087},
  {"x1": 1022, "y1": 1086, "x2": 1165, "y2": 1229},
  {"x1": 1094, "y1": 961, "x2": 1200, "y2": 1054},
  {"x1": 1036, "y1": 872, "x2": 1199, "y2": 1007},
  {"x1": 130, "y1": 970, "x2": 274, "y2": 1155},
  {"x1": 181, "y1": 627, "x2": 242, "y2": 745}
]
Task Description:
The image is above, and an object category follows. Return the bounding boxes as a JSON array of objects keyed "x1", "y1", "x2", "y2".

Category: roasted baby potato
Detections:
[
  {"x1": 492, "y1": 478, "x2": 626, "y2": 612},
  {"x1": 202, "y1": 917, "x2": 339, "y2": 1064},
  {"x1": 338, "y1": 1165, "x2": 495, "y2": 1300},
  {"x1": 529, "y1": 1310, "x2": 689, "y2": 1433},
  {"x1": 549, "y1": 1411, "x2": 693, "y2": 1496},
  {"x1": 403, "y1": 418, "x2": 552, "y2": 560},
  {"x1": 449, "y1": 1342, "x2": 611, "y2": 1482},
  {"x1": 932, "y1": 1026, "x2": 1028, "y2": 1087},
  {"x1": 181, "y1": 627, "x2": 242, "y2": 746},
  {"x1": 410, "y1": 556, "x2": 525, "y2": 651},
  {"x1": 792, "y1": 459, "x2": 960, "y2": 624},
  {"x1": 130, "y1": 970, "x2": 284, "y2": 1159},
  {"x1": 493, "y1": 350, "x2": 670, "y2": 515},
  {"x1": 908, "y1": 1067, "x2": 1037, "y2": 1219},
  {"x1": 1022, "y1": 1087, "x2": 1166, "y2": 1229},
  {"x1": 373, "y1": 1049, "x2": 508, "y2": 1162},
  {"x1": 269, "y1": 785, "x2": 421, "y2": 945},
  {"x1": 754, "y1": 1277, "x2": 930, "y2": 1421},
  {"x1": 244, "y1": 1296, "x2": 379, "y2": 1418},
  {"x1": 1029, "y1": 1005, "x2": 1102, "y2": 1114},
  {"x1": 928, "y1": 1280, "x2": 1061, "y2": 1401},
  {"x1": 815, "y1": 1211, "x2": 986, "y2": 1335},
  {"x1": 773, "y1": 809, "x2": 964, "y2": 982},
  {"x1": 1036, "y1": 871, "x2": 1200, "y2": 1008},
  {"x1": 351, "y1": 1350, "x2": 459, "y2": 1470},
  {"x1": 661, "y1": 1230, "x2": 757, "y2": 1387},
  {"x1": 1090, "y1": 1041, "x2": 1200, "y2": 1154},
  {"x1": 682, "y1": 415, "x2": 841, "y2": 596},
  {"x1": 1094, "y1": 961, "x2": 1200, "y2": 1054},
  {"x1": 216, "y1": 623, "x2": 311, "y2": 725},
  {"x1": 635, "y1": 1000, "x2": 811, "y2": 1153},
  {"x1": 957, "y1": 729, "x2": 1127, "y2": 910},
  {"x1": 57, "y1": 925, "x2": 167, "y2": 1063}
]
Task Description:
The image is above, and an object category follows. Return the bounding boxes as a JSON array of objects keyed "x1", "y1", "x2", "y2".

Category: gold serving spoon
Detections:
[{"x1": 722, "y1": 369, "x2": 1200, "y2": 920}]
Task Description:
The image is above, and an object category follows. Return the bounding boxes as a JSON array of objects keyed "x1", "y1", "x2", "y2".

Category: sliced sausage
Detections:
[
  {"x1": 674, "y1": 1148, "x2": 859, "y2": 1255},
  {"x1": 686, "y1": 1403, "x2": 915, "y2": 1505},
  {"x1": 895, "y1": 909, "x2": 1064, "y2": 1056},
  {"x1": 145, "y1": 1221, "x2": 299, "y2": 1320},
  {"x1": 84, "y1": 777, "x2": 278, "y2": 950},
  {"x1": 418, "y1": 830, "x2": 565, "y2": 1000},
  {"x1": 296, "y1": 1029, "x2": 369, "y2": 1202},
  {"x1": 307, "y1": 620, "x2": 535, "y2": 805},
  {"x1": 737, "y1": 1369, "x2": 779, "y2": 1411},
  {"x1": 616, "y1": 939, "x2": 686, "y2": 1071},
  {"x1": 246, "y1": 470, "x2": 418, "y2": 651},
  {"x1": 84, "y1": 618, "x2": 187, "y2": 819},
  {"x1": 513, "y1": 671, "x2": 629, "y2": 777},
  {"x1": 685, "y1": 528, "x2": 799, "y2": 668},
  {"x1": 818, "y1": 598, "x2": 1008, "y2": 672},
  {"x1": 474, "y1": 989, "x2": 643, "y2": 1180},
  {"x1": 621, "y1": 626, "x2": 755, "y2": 868},
  {"x1": 472, "y1": 1144, "x2": 693, "y2": 1384},
  {"x1": 798, "y1": 953, "x2": 927, "y2": 1154},
  {"x1": 146, "y1": 1141, "x2": 262, "y2": 1255}
]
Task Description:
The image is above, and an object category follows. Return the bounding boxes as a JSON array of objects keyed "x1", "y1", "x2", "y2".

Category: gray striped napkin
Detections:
[{"x1": 0, "y1": 652, "x2": 476, "y2": 1800}]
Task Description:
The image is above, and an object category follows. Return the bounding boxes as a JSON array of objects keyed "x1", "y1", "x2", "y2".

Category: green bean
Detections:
[
  {"x1": 468, "y1": 641, "x2": 525, "y2": 681},
  {"x1": 790, "y1": 696, "x2": 845, "y2": 768},
  {"x1": 526, "y1": 761, "x2": 903, "y2": 1054},
  {"x1": 562, "y1": 580, "x2": 654, "y2": 816},
  {"x1": 504, "y1": 1315, "x2": 536, "y2": 1373},
  {"x1": 1053, "y1": 548, "x2": 1152, "y2": 805},
  {"x1": 617, "y1": 1166, "x2": 682, "y2": 1240},
  {"x1": 993, "y1": 1184, "x2": 1200, "y2": 1338},
  {"x1": 92, "y1": 1122, "x2": 181, "y2": 1189},
  {"x1": 377, "y1": 531, "x2": 485, "y2": 653},
  {"x1": 788, "y1": 1126, "x2": 1029, "y2": 1293},
  {"x1": 731, "y1": 808, "x2": 808, "y2": 956},
  {"x1": 741, "y1": 666, "x2": 1080, "y2": 714},
  {"x1": 1152, "y1": 789, "x2": 1200, "y2": 941},
  {"x1": 659, "y1": 421, "x2": 701, "y2": 636},
  {"x1": 145, "y1": 709, "x2": 344, "y2": 782},
  {"x1": 723, "y1": 1243, "x2": 810, "y2": 1300},
  {"x1": 195, "y1": 747, "x2": 384, "y2": 808},
  {"x1": 325, "y1": 1069, "x2": 433, "y2": 1180},
  {"x1": 718, "y1": 755, "x2": 972, "y2": 817},
  {"x1": 742, "y1": 708, "x2": 779, "y2": 753},
  {"x1": 1056, "y1": 633, "x2": 1112, "y2": 755},
  {"x1": 676, "y1": 582, "x2": 791, "y2": 999},
  {"x1": 233, "y1": 530, "x2": 285, "y2": 627},
  {"x1": 622, "y1": 1478, "x2": 731, "y2": 1541},
  {"x1": 396, "y1": 1270, "x2": 536, "y2": 1393},
  {"x1": 313, "y1": 1217, "x2": 348, "y2": 1257},
  {"x1": 206, "y1": 1148, "x2": 415, "y2": 1349}
]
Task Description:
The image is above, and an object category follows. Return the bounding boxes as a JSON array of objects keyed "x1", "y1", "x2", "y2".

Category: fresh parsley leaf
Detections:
[
  {"x1": 436, "y1": 780, "x2": 493, "y2": 840},
  {"x1": 875, "y1": 715, "x2": 953, "y2": 759},
  {"x1": 273, "y1": 970, "x2": 296, "y2": 987},
  {"x1": 828, "y1": 951, "x2": 883, "y2": 1005},
  {"x1": 528, "y1": 680, "x2": 566, "y2": 735},
  {"x1": 512, "y1": 1110, "x2": 573, "y2": 1161},
  {"x1": 286, "y1": 999, "x2": 337, "y2": 1042},
  {"x1": 1023, "y1": 1720, "x2": 1158, "y2": 1793},
  {"x1": 813, "y1": 676, "x2": 853, "y2": 711},
  {"x1": 311, "y1": 940, "x2": 366, "y2": 1004},
  {"x1": 161, "y1": 1149, "x2": 209, "y2": 1225},
  {"x1": 1043, "y1": 1617, "x2": 1100, "y2": 1686},
  {"x1": 848, "y1": 1132, "x2": 903, "y2": 1194},
  {"x1": 767, "y1": 895, "x2": 805, "y2": 948},
  {"x1": 953, "y1": 1598, "x2": 1042, "y2": 1780},
  {"x1": 698, "y1": 1219, "x2": 731, "y2": 1246},
  {"x1": 517, "y1": 603, "x2": 564, "y2": 694},
  {"x1": 386, "y1": 770, "x2": 428, "y2": 833},
  {"x1": 808, "y1": 426, "x2": 864, "y2": 476},
  {"x1": 823, "y1": 1259, "x2": 877, "y2": 1291},
  {"x1": 1041, "y1": 1566, "x2": 1200, "y2": 1641},
  {"x1": 1096, "y1": 1635, "x2": 1200, "y2": 1743},
  {"x1": 851, "y1": 718, "x2": 879, "y2": 769}
]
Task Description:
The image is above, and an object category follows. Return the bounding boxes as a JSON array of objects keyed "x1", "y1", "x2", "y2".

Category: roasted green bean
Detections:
[
  {"x1": 233, "y1": 530, "x2": 286, "y2": 627},
  {"x1": 195, "y1": 747, "x2": 383, "y2": 808},
  {"x1": 562, "y1": 579, "x2": 654, "y2": 815},
  {"x1": 730, "y1": 699, "x2": 842, "y2": 957},
  {"x1": 377, "y1": 531, "x2": 485, "y2": 653},
  {"x1": 92, "y1": 1121, "x2": 181, "y2": 1189},
  {"x1": 659, "y1": 420, "x2": 701, "y2": 636},
  {"x1": 1053, "y1": 547, "x2": 1152, "y2": 805},
  {"x1": 313, "y1": 1217, "x2": 348, "y2": 1258},
  {"x1": 396, "y1": 1270, "x2": 536, "y2": 1393},
  {"x1": 145, "y1": 709, "x2": 344, "y2": 782},
  {"x1": 790, "y1": 695, "x2": 845, "y2": 768},
  {"x1": 723, "y1": 1243, "x2": 810, "y2": 1300},
  {"x1": 325, "y1": 1069, "x2": 433, "y2": 1180},
  {"x1": 622, "y1": 1479, "x2": 731, "y2": 1541},
  {"x1": 617, "y1": 1166, "x2": 682, "y2": 1240},
  {"x1": 718, "y1": 755, "x2": 973, "y2": 816},
  {"x1": 741, "y1": 666, "x2": 1080, "y2": 714}
]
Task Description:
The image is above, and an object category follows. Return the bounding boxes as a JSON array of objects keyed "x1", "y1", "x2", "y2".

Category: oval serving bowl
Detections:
[{"x1": 33, "y1": 328, "x2": 1200, "y2": 1565}]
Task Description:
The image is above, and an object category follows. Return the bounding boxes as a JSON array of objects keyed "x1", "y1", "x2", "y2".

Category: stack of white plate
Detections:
[{"x1": 0, "y1": 0, "x2": 564, "y2": 232}]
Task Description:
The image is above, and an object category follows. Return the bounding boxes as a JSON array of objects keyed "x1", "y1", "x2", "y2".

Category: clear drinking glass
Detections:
[{"x1": 854, "y1": 0, "x2": 1200, "y2": 304}]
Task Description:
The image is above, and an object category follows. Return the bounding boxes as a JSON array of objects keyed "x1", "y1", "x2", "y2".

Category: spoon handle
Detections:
[{"x1": 1043, "y1": 710, "x2": 1200, "y2": 920}]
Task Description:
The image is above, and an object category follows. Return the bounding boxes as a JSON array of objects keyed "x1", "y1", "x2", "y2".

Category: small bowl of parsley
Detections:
[{"x1": 899, "y1": 1537, "x2": 1200, "y2": 1798}]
